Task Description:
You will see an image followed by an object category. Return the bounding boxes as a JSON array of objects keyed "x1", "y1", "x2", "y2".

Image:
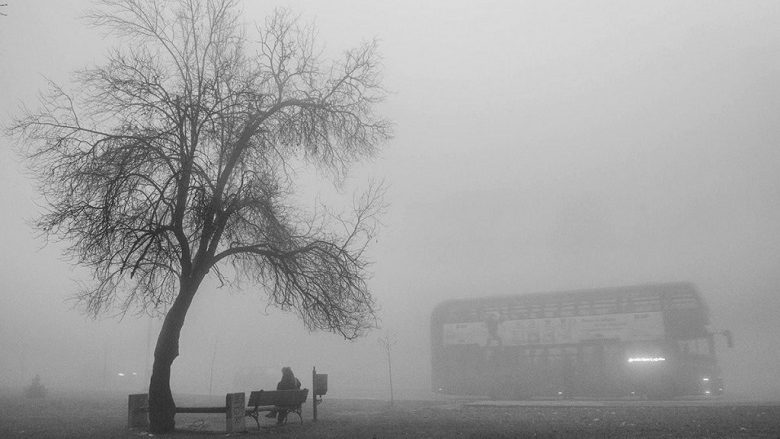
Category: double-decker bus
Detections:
[{"x1": 431, "y1": 282, "x2": 730, "y2": 399}]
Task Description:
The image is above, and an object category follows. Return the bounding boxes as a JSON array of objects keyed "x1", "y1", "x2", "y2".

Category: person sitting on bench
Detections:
[{"x1": 265, "y1": 366, "x2": 301, "y2": 424}]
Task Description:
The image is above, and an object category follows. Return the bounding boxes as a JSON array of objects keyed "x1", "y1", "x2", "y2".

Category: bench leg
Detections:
[{"x1": 246, "y1": 411, "x2": 260, "y2": 430}]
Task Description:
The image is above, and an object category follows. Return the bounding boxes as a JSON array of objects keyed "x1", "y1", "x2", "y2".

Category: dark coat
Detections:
[{"x1": 277, "y1": 367, "x2": 301, "y2": 390}]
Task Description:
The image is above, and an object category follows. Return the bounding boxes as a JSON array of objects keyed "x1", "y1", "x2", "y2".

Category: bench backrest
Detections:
[{"x1": 248, "y1": 389, "x2": 309, "y2": 407}]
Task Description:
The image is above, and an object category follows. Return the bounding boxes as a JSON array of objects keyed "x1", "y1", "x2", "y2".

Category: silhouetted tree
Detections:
[{"x1": 10, "y1": 0, "x2": 390, "y2": 433}]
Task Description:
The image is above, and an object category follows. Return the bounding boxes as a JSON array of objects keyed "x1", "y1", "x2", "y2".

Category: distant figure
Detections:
[
  {"x1": 485, "y1": 312, "x2": 502, "y2": 346},
  {"x1": 265, "y1": 367, "x2": 301, "y2": 424},
  {"x1": 24, "y1": 374, "x2": 47, "y2": 399}
]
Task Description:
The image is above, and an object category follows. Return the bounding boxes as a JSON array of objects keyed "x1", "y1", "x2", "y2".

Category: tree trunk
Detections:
[
  {"x1": 148, "y1": 279, "x2": 199, "y2": 433},
  {"x1": 148, "y1": 351, "x2": 176, "y2": 433}
]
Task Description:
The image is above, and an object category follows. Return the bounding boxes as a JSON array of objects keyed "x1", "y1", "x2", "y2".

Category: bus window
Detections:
[{"x1": 679, "y1": 338, "x2": 712, "y2": 356}]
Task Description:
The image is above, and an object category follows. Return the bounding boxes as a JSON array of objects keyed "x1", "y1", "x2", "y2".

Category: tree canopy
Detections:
[{"x1": 12, "y1": 0, "x2": 390, "y2": 337}]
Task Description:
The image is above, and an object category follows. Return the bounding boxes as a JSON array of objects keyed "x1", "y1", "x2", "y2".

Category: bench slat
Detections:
[
  {"x1": 247, "y1": 389, "x2": 308, "y2": 407},
  {"x1": 176, "y1": 406, "x2": 227, "y2": 414}
]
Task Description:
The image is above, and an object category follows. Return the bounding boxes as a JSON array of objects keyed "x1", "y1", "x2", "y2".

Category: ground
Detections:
[{"x1": 1, "y1": 391, "x2": 780, "y2": 438}]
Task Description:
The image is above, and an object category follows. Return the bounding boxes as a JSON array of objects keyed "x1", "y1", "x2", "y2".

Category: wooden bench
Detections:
[{"x1": 245, "y1": 389, "x2": 309, "y2": 429}]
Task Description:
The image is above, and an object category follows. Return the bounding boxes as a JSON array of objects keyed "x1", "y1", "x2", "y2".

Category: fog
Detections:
[{"x1": 2, "y1": 0, "x2": 780, "y2": 401}]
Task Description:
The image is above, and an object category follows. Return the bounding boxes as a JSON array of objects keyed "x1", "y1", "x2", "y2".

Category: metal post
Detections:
[
  {"x1": 312, "y1": 366, "x2": 317, "y2": 422},
  {"x1": 208, "y1": 338, "x2": 217, "y2": 395}
]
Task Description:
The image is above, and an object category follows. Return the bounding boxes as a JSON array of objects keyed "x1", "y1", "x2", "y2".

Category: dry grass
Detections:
[{"x1": 1, "y1": 391, "x2": 780, "y2": 438}]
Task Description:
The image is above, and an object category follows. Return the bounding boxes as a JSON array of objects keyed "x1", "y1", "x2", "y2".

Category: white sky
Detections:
[{"x1": 2, "y1": 0, "x2": 780, "y2": 398}]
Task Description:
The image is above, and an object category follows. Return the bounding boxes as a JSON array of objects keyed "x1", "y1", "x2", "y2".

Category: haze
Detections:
[{"x1": 1, "y1": 0, "x2": 780, "y2": 400}]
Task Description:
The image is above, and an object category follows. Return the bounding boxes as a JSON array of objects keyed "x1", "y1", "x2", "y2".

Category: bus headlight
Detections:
[{"x1": 628, "y1": 357, "x2": 666, "y2": 363}]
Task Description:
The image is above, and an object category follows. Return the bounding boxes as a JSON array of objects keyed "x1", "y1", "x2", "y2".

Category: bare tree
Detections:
[{"x1": 9, "y1": 0, "x2": 390, "y2": 433}]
